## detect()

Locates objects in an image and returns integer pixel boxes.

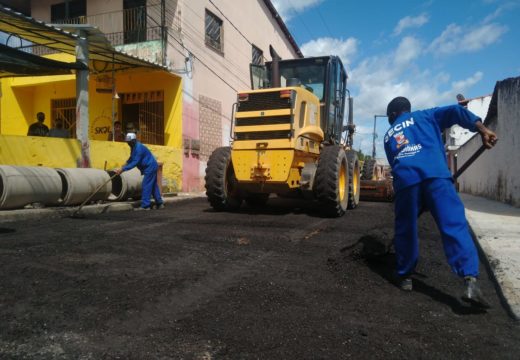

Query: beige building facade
[1,0,301,191]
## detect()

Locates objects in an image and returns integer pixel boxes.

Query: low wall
[457,77,520,207]
[0,135,182,193]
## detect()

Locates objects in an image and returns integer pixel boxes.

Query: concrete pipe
[56,168,112,206]
[107,168,143,201]
[0,165,62,210]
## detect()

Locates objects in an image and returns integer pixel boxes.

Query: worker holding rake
[116,132,165,211]
[384,96,497,308]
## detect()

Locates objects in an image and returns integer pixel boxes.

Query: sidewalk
[461,193,520,320]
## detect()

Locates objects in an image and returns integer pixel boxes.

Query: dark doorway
[121,91,164,145]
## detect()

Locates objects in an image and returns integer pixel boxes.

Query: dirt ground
[0,197,519,359]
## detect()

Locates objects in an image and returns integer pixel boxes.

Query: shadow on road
[363,253,487,315]
[202,197,334,218]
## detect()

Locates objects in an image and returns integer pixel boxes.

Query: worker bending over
[384,96,497,308]
[116,132,165,211]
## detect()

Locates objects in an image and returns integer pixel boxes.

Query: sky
[271,0,520,160]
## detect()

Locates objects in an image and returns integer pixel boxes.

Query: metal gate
[121,90,164,145]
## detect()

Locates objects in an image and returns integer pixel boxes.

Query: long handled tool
[70,173,118,218]
[453,145,487,180]
[418,145,488,217]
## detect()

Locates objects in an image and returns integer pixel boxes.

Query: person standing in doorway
[27,112,49,136]
[384,96,497,308]
[48,119,71,138]
[108,121,125,142]
[115,132,164,210]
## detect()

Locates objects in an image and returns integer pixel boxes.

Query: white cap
[125,132,137,141]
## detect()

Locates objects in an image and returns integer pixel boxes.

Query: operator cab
[250,56,347,145]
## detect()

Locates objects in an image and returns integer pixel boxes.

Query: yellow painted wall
[0,54,183,191]
[0,135,182,192]
[1,69,182,148]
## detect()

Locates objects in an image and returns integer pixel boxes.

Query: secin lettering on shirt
[385,118,415,143]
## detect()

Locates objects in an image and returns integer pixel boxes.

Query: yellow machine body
[231,87,323,193]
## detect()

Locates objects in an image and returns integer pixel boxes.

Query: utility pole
[372,115,387,159]
[76,28,90,168]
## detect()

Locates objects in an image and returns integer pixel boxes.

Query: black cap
[387,97,411,125]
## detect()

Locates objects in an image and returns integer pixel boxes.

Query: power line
[316,8,334,38]
[163,7,253,85]
[286,0,313,40]
[166,33,239,93]
[207,0,269,62]
[176,19,252,82]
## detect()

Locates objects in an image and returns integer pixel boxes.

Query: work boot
[156,203,165,210]
[398,276,413,291]
[461,276,490,308]
[135,207,150,211]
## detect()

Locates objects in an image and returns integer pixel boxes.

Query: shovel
[453,145,487,180]
[70,173,118,218]
[418,145,488,217]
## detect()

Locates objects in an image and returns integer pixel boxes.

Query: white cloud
[271,0,324,21]
[347,36,484,156]
[300,37,358,66]
[394,36,422,65]
[393,13,429,36]
[451,72,484,92]
[428,23,508,55]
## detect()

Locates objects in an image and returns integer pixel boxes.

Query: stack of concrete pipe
[56,168,112,206]
[0,165,62,210]
[0,165,143,210]
[107,167,143,201]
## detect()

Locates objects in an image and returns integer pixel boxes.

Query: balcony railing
[54,6,162,45]
[34,5,165,58]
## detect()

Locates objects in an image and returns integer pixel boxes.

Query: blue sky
[272,0,519,159]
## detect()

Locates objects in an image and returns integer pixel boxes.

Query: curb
[467,218,520,321]
[0,193,206,223]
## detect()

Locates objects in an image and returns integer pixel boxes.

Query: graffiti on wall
[90,109,114,141]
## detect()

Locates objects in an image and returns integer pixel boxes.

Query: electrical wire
[316,8,334,38]
[207,0,268,62]
[162,7,253,84]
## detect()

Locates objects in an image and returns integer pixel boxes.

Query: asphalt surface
[0,197,519,359]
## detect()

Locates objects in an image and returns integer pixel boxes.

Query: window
[123,0,147,44]
[252,45,263,65]
[121,91,165,145]
[51,98,76,138]
[50,0,86,23]
[205,10,223,53]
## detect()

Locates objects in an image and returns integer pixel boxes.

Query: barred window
[252,45,263,65]
[51,0,86,23]
[51,98,76,138]
[205,10,223,53]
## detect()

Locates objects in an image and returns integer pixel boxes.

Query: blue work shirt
[122,141,158,175]
[384,105,480,193]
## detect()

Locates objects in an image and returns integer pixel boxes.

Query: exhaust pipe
[269,45,281,88]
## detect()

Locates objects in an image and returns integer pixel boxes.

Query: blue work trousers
[394,178,479,278]
[141,171,163,208]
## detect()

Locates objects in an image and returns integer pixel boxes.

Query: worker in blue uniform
[116,132,165,211]
[384,96,497,308]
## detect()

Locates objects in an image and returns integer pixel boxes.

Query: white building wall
[457,77,520,207]
[171,0,300,190]
[176,0,298,141]
[447,95,491,148]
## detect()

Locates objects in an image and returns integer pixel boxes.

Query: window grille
[121,91,165,145]
[51,98,77,138]
[205,10,223,53]
[252,45,263,65]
